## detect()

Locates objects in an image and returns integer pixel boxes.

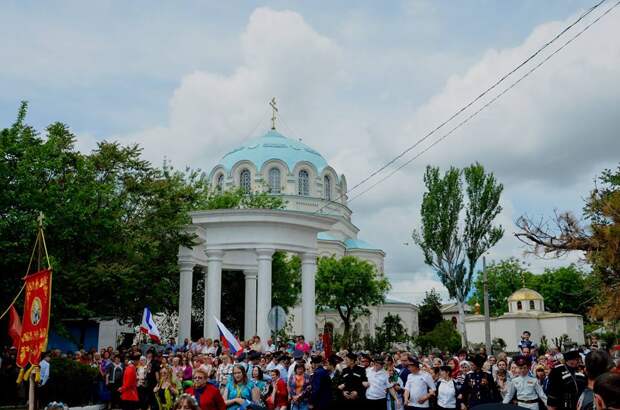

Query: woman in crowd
[496,369,510,400]
[136,356,149,410]
[455,361,470,391]
[154,367,179,410]
[288,363,311,410]
[181,357,193,389]
[250,366,270,408]
[386,355,404,410]
[172,394,200,410]
[435,365,459,410]
[222,364,253,409]
[217,354,234,392]
[509,360,520,380]
[267,368,288,410]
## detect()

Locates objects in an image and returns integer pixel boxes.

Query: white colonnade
[177,209,336,346]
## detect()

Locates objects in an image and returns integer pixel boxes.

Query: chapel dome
[218,130,328,173]
[508,288,544,302]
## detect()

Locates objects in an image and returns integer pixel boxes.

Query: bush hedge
[46,358,100,406]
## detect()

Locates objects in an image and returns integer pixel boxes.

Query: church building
[177,114,418,344]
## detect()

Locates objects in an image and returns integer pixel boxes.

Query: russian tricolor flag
[140,307,161,344]
[214,317,242,355]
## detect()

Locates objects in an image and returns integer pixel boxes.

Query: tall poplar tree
[413,163,503,346]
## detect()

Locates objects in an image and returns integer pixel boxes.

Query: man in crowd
[338,352,367,409]
[460,354,499,408]
[503,356,547,410]
[403,358,435,409]
[309,355,332,410]
[593,372,620,410]
[547,350,587,410]
[577,350,611,410]
[106,354,124,409]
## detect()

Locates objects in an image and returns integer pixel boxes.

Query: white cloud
[109,6,618,291]
[119,7,343,170]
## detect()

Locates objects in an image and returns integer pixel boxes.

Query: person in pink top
[294,336,310,355]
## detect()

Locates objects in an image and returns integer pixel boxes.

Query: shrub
[46,358,100,406]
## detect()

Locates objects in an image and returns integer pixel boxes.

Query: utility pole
[483,256,492,354]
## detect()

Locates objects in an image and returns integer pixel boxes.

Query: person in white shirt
[404,359,436,409]
[436,365,459,410]
[363,355,397,410]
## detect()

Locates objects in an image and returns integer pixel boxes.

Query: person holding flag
[140,308,161,344]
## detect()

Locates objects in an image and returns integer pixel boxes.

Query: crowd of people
[2,331,620,410]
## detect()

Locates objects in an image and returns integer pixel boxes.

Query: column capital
[206,249,224,261]
[179,260,195,271]
[301,251,318,264]
[244,269,258,280]
[256,248,275,259]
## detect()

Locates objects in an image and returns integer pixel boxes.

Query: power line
[314,0,611,213]
[347,0,620,204]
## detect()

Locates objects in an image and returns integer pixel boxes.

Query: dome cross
[270,97,278,130]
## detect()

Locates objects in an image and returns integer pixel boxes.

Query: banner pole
[28,370,35,410]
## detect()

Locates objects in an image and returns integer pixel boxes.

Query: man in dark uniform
[310,355,332,410]
[338,352,367,409]
[547,350,587,410]
[326,354,343,409]
[460,354,499,408]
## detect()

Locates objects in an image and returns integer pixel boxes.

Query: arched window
[298,170,309,196]
[529,300,536,310]
[240,169,251,193]
[323,175,331,200]
[216,174,224,191]
[268,168,281,194]
[517,301,523,310]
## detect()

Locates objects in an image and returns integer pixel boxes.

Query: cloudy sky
[2,0,619,304]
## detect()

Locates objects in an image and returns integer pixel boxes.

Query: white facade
[464,288,584,351]
[177,129,419,343]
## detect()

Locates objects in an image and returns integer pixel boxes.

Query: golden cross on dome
[270,97,278,130]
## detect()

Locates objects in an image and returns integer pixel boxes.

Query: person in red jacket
[119,360,139,410]
[267,368,289,410]
[185,368,226,410]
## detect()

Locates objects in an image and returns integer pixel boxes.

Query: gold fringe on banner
[16,367,25,384]
[34,366,41,383]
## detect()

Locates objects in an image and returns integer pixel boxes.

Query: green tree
[413,163,503,345]
[516,164,620,320]
[316,255,390,349]
[363,313,410,352]
[0,103,285,338]
[468,258,535,316]
[530,265,599,317]
[469,259,599,318]
[418,289,443,334]
[415,320,462,353]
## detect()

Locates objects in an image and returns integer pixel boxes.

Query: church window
[529,300,535,310]
[298,170,309,196]
[517,301,522,310]
[324,175,331,200]
[240,169,251,193]
[216,174,224,191]
[268,168,281,194]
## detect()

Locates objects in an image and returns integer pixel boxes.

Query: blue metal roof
[219,130,328,173]
[344,238,381,250]
[317,232,339,241]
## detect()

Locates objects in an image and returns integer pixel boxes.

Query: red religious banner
[16,268,52,368]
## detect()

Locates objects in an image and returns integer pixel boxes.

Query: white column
[243,269,258,340]
[256,248,275,342]
[301,252,318,343]
[204,250,224,339]
[178,262,194,343]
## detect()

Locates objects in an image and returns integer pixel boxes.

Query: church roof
[508,288,544,302]
[218,130,328,173]
[344,238,381,251]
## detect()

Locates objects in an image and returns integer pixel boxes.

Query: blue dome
[218,130,328,173]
